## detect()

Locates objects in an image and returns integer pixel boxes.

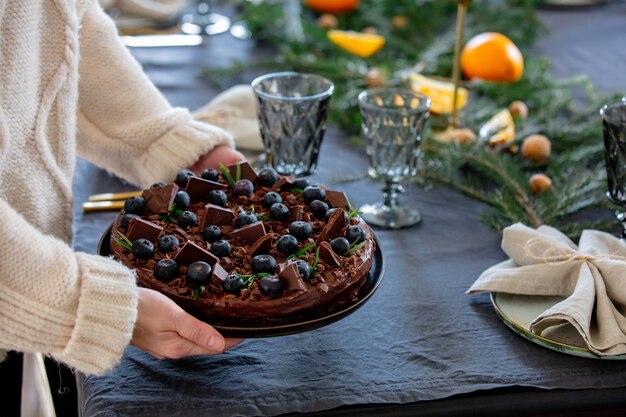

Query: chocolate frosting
[126,217,163,243]
[185,176,226,203]
[316,208,347,244]
[278,263,307,291]
[228,221,267,244]
[143,183,178,214]
[200,204,235,229]
[174,240,219,266]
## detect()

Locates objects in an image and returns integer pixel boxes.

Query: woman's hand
[188,145,245,175]
[131,288,243,359]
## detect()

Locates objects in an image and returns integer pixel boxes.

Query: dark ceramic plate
[98,224,385,338]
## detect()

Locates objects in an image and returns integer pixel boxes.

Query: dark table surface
[75,2,626,416]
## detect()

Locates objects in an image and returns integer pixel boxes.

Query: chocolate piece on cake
[250,234,273,257]
[279,263,307,291]
[143,183,178,214]
[200,204,235,228]
[318,241,342,267]
[227,161,258,183]
[317,208,347,244]
[185,176,226,203]
[174,241,219,266]
[325,189,351,210]
[126,217,163,243]
[229,221,266,245]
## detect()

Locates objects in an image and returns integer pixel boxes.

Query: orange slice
[479,109,515,147]
[409,73,468,115]
[327,30,385,58]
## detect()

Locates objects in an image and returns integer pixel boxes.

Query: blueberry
[158,234,180,253]
[345,225,366,244]
[263,191,282,207]
[252,254,277,274]
[310,199,329,218]
[269,203,290,221]
[124,196,146,215]
[132,238,154,259]
[154,259,179,282]
[330,237,350,256]
[208,190,228,207]
[259,275,283,297]
[291,178,310,189]
[120,213,139,229]
[201,168,220,182]
[202,225,223,243]
[289,221,312,241]
[257,167,280,187]
[223,274,245,294]
[294,260,311,281]
[233,179,254,197]
[175,169,195,187]
[178,211,197,228]
[173,190,190,210]
[303,185,326,203]
[210,240,232,258]
[276,234,299,255]
[235,211,257,228]
[186,261,212,286]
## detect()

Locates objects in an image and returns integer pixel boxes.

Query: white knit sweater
[0,0,233,374]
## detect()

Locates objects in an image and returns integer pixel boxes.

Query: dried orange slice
[409,73,468,115]
[461,32,524,82]
[479,109,515,147]
[306,0,360,14]
[327,30,385,58]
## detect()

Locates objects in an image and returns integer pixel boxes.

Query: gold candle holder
[450,0,471,128]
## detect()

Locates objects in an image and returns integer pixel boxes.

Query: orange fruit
[409,73,468,115]
[305,0,359,14]
[327,30,385,58]
[460,32,524,82]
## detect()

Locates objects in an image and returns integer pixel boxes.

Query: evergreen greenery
[203,0,622,238]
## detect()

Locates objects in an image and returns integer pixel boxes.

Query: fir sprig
[219,163,237,187]
[113,231,133,251]
[287,243,316,261]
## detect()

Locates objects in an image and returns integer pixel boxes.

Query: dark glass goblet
[600,99,626,238]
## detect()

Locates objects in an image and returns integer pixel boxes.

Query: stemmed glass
[600,99,626,238]
[358,88,431,229]
[181,0,231,36]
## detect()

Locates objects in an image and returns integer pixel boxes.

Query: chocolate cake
[109,162,376,327]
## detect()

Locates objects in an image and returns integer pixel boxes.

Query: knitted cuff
[136,112,235,189]
[56,253,138,375]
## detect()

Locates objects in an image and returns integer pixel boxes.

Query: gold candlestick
[450,0,471,128]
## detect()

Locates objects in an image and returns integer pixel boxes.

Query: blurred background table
[74,2,626,416]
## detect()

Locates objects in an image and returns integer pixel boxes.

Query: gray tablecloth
[75,3,626,416]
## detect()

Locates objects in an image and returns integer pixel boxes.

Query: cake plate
[98,224,385,338]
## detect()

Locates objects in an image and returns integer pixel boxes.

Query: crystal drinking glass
[601,99,626,238]
[358,88,431,229]
[251,72,334,177]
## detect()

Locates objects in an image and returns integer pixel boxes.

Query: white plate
[491,293,626,360]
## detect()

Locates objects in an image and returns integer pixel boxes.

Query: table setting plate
[491,292,626,360]
[98,224,385,338]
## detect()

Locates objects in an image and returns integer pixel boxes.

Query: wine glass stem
[382,180,402,208]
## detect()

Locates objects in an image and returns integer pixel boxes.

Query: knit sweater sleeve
[0,198,138,375]
[75,0,234,189]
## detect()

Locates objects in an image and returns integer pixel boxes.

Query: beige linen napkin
[467,222,626,356]
[193,84,264,152]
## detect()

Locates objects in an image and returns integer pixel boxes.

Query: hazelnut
[449,128,477,144]
[521,134,551,162]
[316,13,338,30]
[529,173,552,195]
[365,67,384,87]
[508,100,529,120]
[391,15,408,29]
[361,27,379,35]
